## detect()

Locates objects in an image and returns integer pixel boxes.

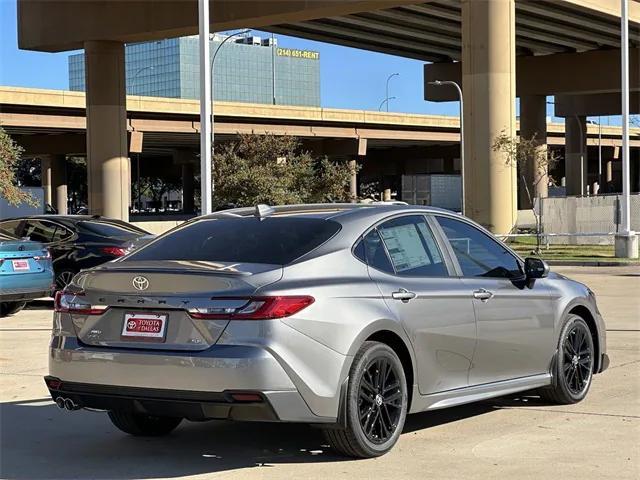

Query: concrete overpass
[16,0,640,233]
[2,86,638,216]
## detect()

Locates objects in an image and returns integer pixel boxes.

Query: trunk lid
[0,239,48,276]
[68,261,282,351]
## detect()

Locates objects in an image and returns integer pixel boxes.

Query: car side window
[360,229,394,274]
[376,215,448,277]
[0,220,23,236]
[436,216,522,279]
[22,220,59,244]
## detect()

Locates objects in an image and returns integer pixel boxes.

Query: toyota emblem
[132,276,149,291]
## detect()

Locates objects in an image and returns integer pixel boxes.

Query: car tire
[55,269,77,291]
[539,314,595,405]
[107,411,182,436]
[0,301,27,317]
[323,341,408,458]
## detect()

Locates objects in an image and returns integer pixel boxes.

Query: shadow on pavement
[24,300,54,311]
[0,396,500,479]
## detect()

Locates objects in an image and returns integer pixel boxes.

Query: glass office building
[68,34,320,107]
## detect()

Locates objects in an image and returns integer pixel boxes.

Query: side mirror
[524,257,549,279]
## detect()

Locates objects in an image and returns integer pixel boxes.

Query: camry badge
[132,276,149,291]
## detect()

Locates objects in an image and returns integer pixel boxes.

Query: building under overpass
[2,86,638,217]
[16,0,640,233]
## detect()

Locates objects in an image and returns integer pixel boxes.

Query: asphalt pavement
[1,266,638,480]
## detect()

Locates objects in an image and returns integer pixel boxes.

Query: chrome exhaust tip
[63,398,80,411]
[55,397,65,409]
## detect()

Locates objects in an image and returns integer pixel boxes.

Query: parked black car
[0,215,152,290]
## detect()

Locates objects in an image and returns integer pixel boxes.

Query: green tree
[212,134,355,207]
[133,175,182,210]
[0,126,36,206]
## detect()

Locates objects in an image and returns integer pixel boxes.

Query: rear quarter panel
[241,250,415,417]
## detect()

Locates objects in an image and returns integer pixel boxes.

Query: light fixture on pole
[198,0,212,215]
[384,73,399,112]
[616,0,638,258]
[209,29,251,180]
[429,80,465,215]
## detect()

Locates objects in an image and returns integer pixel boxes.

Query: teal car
[0,228,54,317]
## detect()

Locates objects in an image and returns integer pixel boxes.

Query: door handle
[391,288,417,302]
[473,288,494,302]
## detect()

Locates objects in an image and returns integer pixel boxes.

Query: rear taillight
[100,246,127,257]
[188,296,314,320]
[54,291,107,315]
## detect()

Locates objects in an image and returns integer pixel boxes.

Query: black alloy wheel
[358,356,404,444]
[562,321,593,396]
[323,341,408,458]
[539,314,595,405]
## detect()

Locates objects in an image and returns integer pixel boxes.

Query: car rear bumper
[44,377,310,422]
[48,336,335,423]
[1,288,51,302]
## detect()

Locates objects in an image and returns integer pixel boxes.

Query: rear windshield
[125,217,341,265]
[78,220,147,238]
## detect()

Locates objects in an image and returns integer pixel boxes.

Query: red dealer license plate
[11,259,30,271]
[121,313,167,340]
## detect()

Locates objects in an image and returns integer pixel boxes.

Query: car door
[433,215,555,386]
[357,214,477,395]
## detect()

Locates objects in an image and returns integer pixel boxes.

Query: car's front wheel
[323,341,408,458]
[0,301,27,317]
[107,411,182,436]
[540,314,594,404]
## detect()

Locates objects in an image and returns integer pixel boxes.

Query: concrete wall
[132,219,186,235]
[542,194,640,245]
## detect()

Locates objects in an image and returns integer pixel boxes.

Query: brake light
[54,291,107,315]
[188,296,314,320]
[101,246,127,257]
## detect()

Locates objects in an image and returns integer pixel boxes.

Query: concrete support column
[85,40,129,220]
[565,115,587,196]
[182,162,195,213]
[41,156,53,206]
[461,0,517,234]
[40,154,68,214]
[519,95,548,209]
[348,159,358,203]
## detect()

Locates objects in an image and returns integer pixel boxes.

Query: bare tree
[493,130,560,253]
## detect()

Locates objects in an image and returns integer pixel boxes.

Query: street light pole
[209,29,251,182]
[198,0,212,215]
[130,66,154,93]
[378,97,396,111]
[616,0,637,257]
[598,116,602,191]
[384,73,399,113]
[429,80,465,215]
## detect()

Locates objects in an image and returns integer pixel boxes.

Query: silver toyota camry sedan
[46,204,608,457]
